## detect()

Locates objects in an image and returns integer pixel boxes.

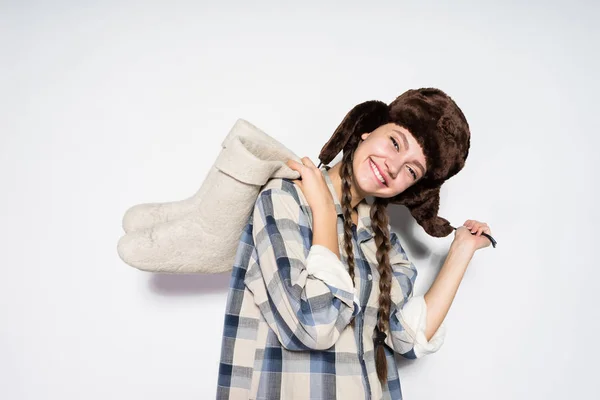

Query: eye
[391,135,418,180]
[407,166,417,180]
[390,136,400,151]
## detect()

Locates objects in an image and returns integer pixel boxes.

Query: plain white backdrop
[1,0,598,399]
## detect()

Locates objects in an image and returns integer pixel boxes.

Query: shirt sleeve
[384,231,447,359]
[244,186,360,351]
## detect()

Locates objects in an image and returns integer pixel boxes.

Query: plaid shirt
[216,166,446,400]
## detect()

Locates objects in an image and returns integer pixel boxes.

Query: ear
[361,132,370,141]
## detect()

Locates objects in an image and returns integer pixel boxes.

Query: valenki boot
[121,119,299,233]
[117,119,303,273]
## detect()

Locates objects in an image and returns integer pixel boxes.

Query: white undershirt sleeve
[399,295,447,357]
[305,244,361,309]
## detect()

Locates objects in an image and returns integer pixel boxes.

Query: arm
[423,241,474,341]
[386,226,482,358]
[312,206,341,259]
[244,186,359,351]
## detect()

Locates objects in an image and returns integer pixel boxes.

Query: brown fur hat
[317,88,471,237]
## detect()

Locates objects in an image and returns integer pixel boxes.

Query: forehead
[380,123,417,143]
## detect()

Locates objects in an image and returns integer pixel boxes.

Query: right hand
[453,219,493,252]
[286,158,336,214]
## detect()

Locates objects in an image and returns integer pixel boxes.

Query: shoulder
[254,177,311,219]
[389,230,402,248]
[388,230,413,266]
[259,177,306,205]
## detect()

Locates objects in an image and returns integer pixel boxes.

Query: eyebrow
[391,129,427,178]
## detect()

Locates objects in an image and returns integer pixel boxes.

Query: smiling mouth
[369,159,387,187]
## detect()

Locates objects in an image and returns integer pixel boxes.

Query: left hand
[453,219,493,252]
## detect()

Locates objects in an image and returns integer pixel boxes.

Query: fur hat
[317,88,471,237]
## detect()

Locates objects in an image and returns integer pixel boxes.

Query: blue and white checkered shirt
[216,165,446,400]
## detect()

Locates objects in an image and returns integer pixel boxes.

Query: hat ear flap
[399,185,454,237]
[318,100,389,165]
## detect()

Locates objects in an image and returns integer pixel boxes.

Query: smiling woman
[354,123,428,198]
[216,88,495,399]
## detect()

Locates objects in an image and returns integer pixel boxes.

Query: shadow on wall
[379,199,432,260]
[148,271,231,296]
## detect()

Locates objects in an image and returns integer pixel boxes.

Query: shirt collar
[320,165,375,244]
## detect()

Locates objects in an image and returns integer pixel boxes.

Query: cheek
[351,148,365,173]
[352,155,376,189]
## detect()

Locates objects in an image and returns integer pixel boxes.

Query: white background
[1,1,598,399]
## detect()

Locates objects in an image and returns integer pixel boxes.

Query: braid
[370,197,392,384]
[338,150,358,328]
[340,150,357,285]
[337,147,393,383]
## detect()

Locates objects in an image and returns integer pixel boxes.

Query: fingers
[286,159,299,169]
[462,220,491,236]
[287,159,305,169]
[287,158,314,188]
[287,157,318,173]
[301,157,317,168]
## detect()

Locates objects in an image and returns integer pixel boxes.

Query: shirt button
[367,273,372,281]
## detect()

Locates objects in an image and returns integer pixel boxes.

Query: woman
[216,88,493,399]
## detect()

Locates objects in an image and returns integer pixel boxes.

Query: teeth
[370,160,386,185]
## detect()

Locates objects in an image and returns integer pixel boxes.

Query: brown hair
[319,88,471,383]
[337,143,395,383]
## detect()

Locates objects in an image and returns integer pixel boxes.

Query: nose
[386,150,408,178]
[385,158,400,180]
[386,148,413,180]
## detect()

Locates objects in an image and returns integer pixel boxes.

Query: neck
[328,161,365,210]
